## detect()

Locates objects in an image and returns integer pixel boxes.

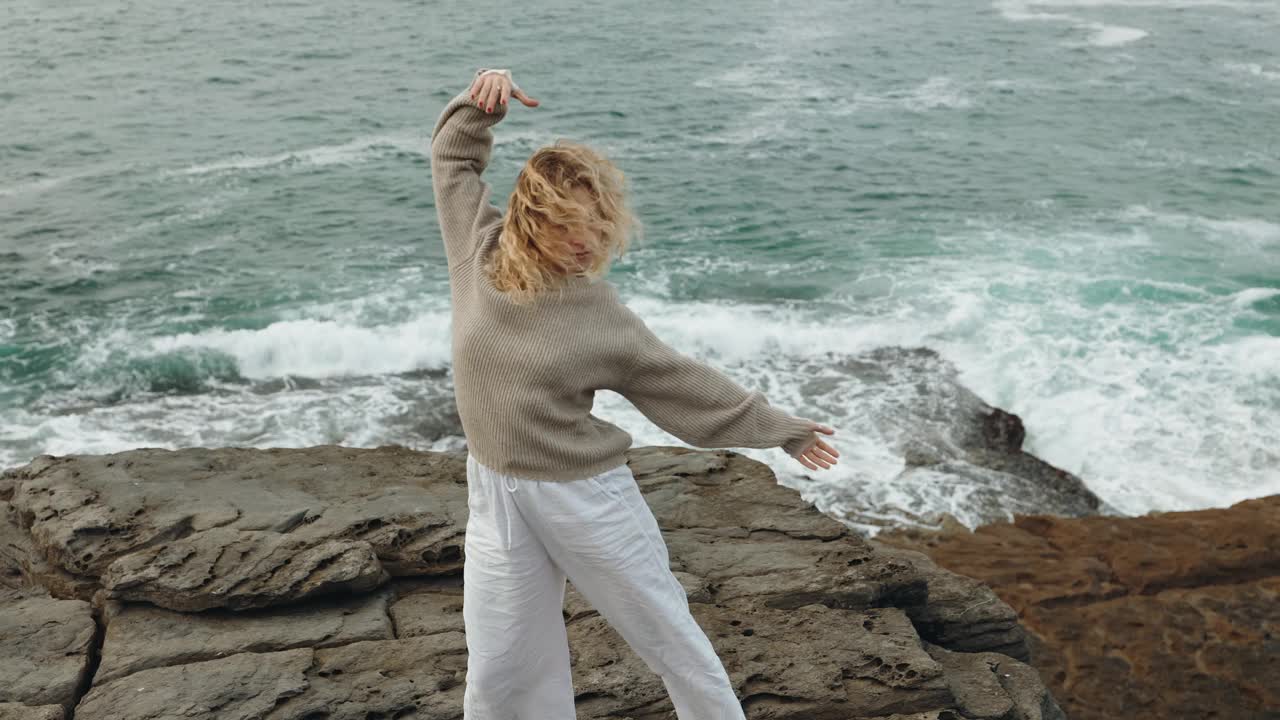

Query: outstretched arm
[429,68,539,269]
[612,307,839,469]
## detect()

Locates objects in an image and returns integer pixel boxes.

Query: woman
[431,66,840,719]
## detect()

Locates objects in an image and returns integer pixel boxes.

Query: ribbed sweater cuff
[774,411,816,456]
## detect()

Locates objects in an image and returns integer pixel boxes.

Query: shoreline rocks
[792,346,1105,532]
[1,444,1064,719]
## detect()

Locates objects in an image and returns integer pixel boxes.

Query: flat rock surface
[6,445,468,579]
[95,589,394,684]
[0,595,96,710]
[881,495,1280,720]
[76,636,472,720]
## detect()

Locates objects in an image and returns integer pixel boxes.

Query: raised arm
[429,68,538,269]
[612,305,838,468]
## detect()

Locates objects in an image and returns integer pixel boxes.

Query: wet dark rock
[814,346,1102,530]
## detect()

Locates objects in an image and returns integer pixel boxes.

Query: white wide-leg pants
[462,454,747,720]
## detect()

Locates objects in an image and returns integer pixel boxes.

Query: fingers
[470,75,500,112]
[811,445,839,465]
[512,88,540,107]
[470,75,490,106]
[484,79,502,112]
[791,437,839,471]
[500,81,512,107]
[805,448,834,469]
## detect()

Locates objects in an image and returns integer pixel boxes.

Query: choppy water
[3,0,1278,528]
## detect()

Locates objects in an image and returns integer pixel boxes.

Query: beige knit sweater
[430,73,816,482]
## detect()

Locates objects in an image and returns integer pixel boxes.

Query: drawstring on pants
[502,475,517,551]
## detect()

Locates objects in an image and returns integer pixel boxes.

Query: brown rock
[0,596,96,709]
[75,636,471,720]
[923,642,1066,720]
[0,704,65,720]
[386,575,465,639]
[73,647,316,720]
[571,604,954,718]
[0,444,1067,719]
[6,445,469,583]
[632,447,1029,660]
[1,502,29,591]
[1,500,98,602]
[880,495,1280,720]
[876,544,1030,661]
[303,634,470,716]
[99,527,389,611]
[95,589,393,684]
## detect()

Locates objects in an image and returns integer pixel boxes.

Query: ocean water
[2,0,1278,528]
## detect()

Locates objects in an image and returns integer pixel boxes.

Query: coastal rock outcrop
[797,346,1103,531]
[1,444,1064,718]
[879,496,1280,720]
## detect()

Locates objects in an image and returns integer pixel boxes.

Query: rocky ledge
[879,496,1280,720]
[1,444,1064,719]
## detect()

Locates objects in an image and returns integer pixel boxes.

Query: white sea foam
[614,211,1280,526]
[996,0,1076,21]
[7,208,1278,530]
[1086,23,1148,46]
[1225,62,1280,82]
[1122,206,1280,247]
[2,304,462,472]
[45,243,120,277]
[692,54,794,97]
[1229,288,1280,308]
[0,318,15,342]
[1032,0,1268,7]
[0,372,451,469]
[695,57,975,137]
[995,0,1149,47]
[7,249,1278,529]
[821,77,979,119]
[995,0,1275,45]
[900,77,975,111]
[168,133,424,178]
[147,313,454,380]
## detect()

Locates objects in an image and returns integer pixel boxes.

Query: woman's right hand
[469,68,540,114]
[788,420,839,470]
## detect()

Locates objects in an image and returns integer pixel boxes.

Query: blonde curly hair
[486,140,641,304]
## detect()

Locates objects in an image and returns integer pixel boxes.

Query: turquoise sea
[2,0,1277,529]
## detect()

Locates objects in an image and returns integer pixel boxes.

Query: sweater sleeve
[613,308,816,456]
[429,70,510,269]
